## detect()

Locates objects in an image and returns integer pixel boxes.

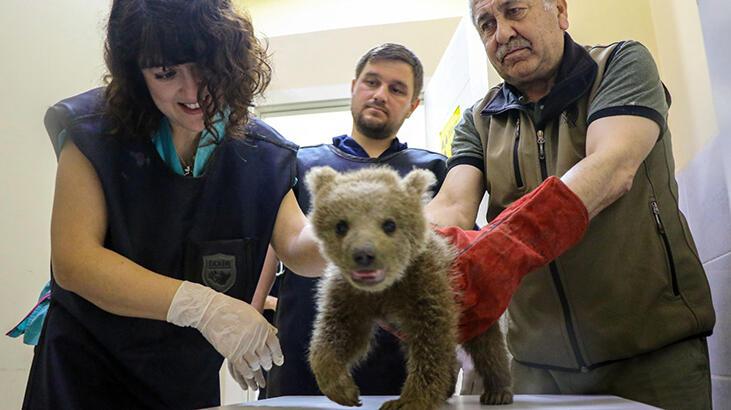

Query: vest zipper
[650,200,680,296]
[537,130,547,177]
[537,130,547,179]
[513,117,524,188]
[549,262,588,371]
[537,129,588,371]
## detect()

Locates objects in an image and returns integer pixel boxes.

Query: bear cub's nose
[353,249,376,268]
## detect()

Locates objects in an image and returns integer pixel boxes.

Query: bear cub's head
[306,167,436,292]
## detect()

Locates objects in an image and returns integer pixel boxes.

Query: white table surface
[206,395,658,409]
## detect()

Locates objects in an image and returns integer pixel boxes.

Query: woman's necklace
[174,133,200,177]
[177,151,195,176]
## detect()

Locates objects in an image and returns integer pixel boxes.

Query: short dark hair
[103,0,271,140]
[354,43,424,101]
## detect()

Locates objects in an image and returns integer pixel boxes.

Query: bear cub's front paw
[319,372,362,407]
[380,397,436,410]
[480,388,514,405]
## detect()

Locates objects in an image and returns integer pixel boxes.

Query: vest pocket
[184,238,259,302]
[650,201,679,296]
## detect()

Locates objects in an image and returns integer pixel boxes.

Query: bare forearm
[52,246,182,321]
[51,141,182,321]
[560,155,633,219]
[276,223,326,278]
[271,190,327,278]
[562,116,659,219]
[251,246,279,312]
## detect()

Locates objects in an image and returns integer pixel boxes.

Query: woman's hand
[167,281,284,388]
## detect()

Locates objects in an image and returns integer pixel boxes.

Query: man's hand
[437,177,589,343]
[425,165,485,229]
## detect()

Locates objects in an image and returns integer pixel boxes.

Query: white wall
[648,0,718,171]
[0,1,108,408]
[423,16,493,226]
[241,0,465,37]
[424,17,489,155]
[261,18,460,100]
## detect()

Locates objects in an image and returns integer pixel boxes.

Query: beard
[353,110,397,140]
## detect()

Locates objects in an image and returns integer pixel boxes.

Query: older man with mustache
[426,0,715,408]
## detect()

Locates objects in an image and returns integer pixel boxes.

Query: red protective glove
[437,176,589,343]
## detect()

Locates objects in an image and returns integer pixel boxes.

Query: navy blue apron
[266,140,447,397]
[23,88,297,410]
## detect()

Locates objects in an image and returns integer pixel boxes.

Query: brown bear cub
[306,166,512,410]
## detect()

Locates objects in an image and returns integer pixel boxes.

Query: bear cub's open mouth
[350,269,386,284]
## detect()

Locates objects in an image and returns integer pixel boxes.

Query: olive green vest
[472,43,715,371]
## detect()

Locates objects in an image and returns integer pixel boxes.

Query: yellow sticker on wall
[439,106,461,157]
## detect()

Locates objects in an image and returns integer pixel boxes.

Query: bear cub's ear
[402,169,437,199]
[306,166,339,197]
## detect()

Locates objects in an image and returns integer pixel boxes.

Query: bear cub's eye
[382,219,397,234]
[335,220,349,236]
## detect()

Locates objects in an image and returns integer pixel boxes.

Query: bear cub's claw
[480,388,514,405]
[380,397,433,410]
[320,374,362,407]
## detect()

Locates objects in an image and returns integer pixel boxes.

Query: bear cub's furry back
[306,167,511,410]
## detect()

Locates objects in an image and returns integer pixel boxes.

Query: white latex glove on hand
[227,359,266,391]
[457,346,483,395]
[167,281,284,389]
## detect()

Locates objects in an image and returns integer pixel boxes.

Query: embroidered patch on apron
[201,253,237,292]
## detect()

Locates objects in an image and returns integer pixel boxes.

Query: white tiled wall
[692,0,731,406]
[677,138,731,264]
[677,136,730,409]
[706,254,731,408]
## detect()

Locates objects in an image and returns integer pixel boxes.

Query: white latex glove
[167,281,284,387]
[227,359,266,391]
[457,346,483,395]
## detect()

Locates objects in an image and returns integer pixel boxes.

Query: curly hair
[103,0,271,140]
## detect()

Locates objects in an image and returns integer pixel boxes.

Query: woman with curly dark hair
[21,0,324,408]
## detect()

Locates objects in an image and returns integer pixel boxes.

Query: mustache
[365,100,388,114]
[496,37,532,61]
